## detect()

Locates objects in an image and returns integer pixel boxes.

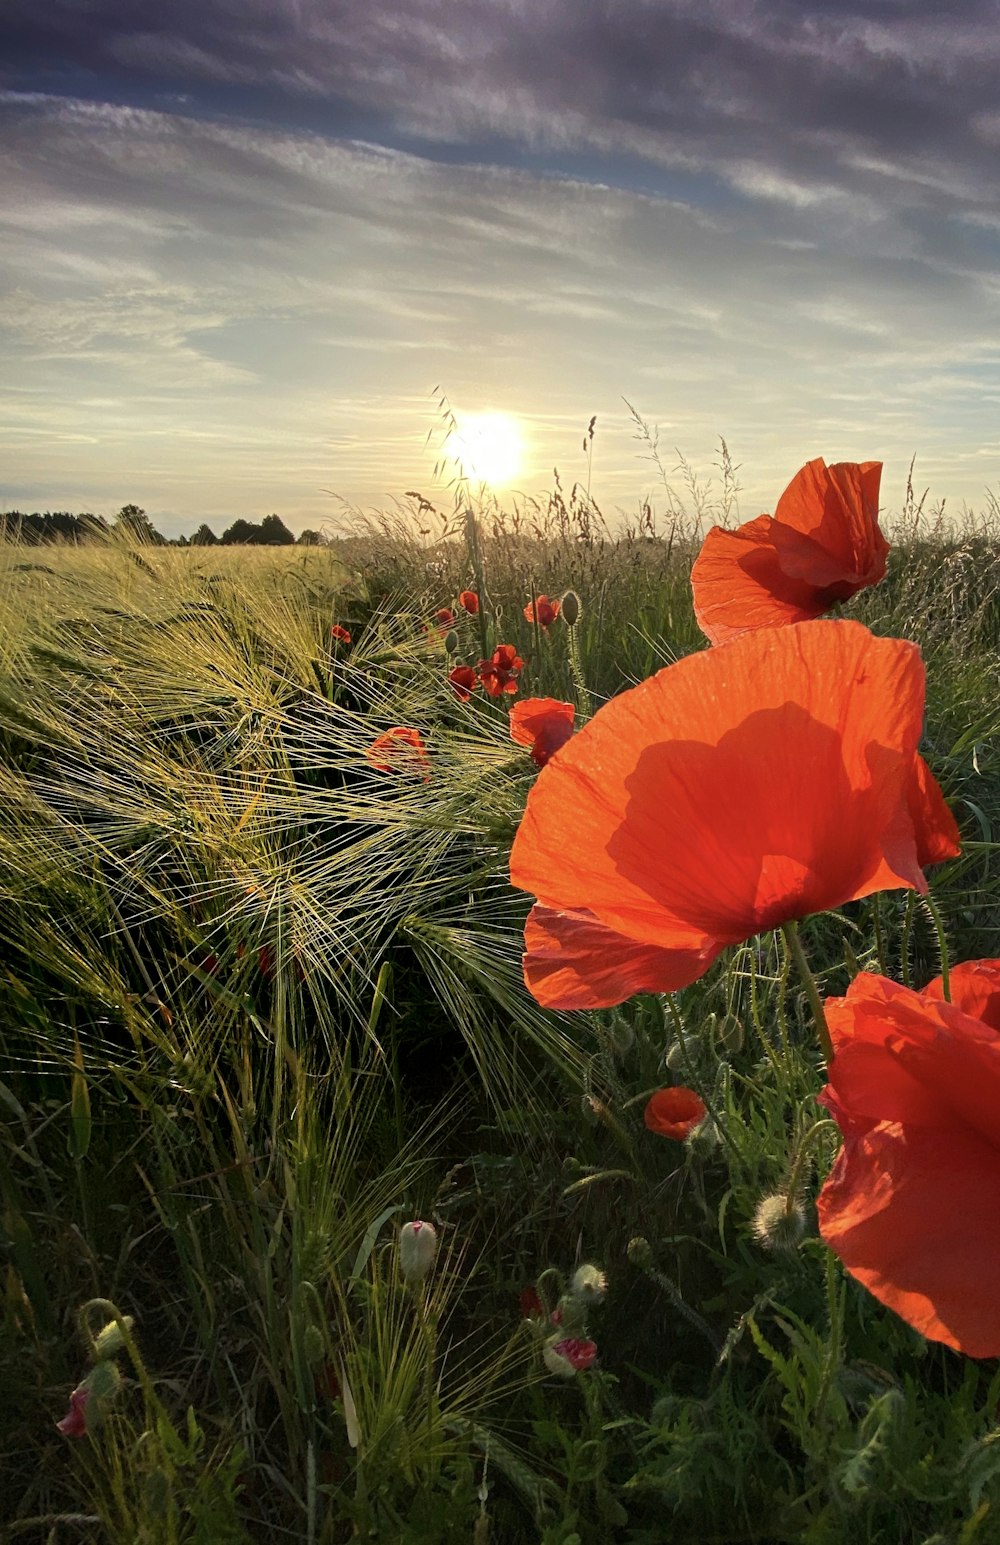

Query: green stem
[921,891,951,1001]
[780,922,833,1065]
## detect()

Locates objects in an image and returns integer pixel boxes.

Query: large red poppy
[691,459,889,645]
[818,963,1000,1357]
[510,698,575,768]
[509,620,959,1010]
[459,590,480,615]
[449,665,478,702]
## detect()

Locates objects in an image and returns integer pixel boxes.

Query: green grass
[2,493,1000,1544]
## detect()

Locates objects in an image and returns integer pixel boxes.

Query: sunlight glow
[446,411,524,486]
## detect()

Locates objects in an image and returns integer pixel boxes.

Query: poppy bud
[752,1193,807,1252]
[92,1315,134,1361]
[627,1236,654,1270]
[83,1359,122,1402]
[570,1264,608,1304]
[302,1324,325,1365]
[665,1033,703,1074]
[716,1012,745,1055]
[560,590,581,627]
[444,629,459,655]
[542,1336,597,1378]
[686,1115,720,1158]
[399,1220,438,1284]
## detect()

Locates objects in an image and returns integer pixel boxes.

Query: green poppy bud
[560,590,581,627]
[627,1236,654,1270]
[444,629,459,655]
[752,1193,807,1252]
[92,1315,134,1361]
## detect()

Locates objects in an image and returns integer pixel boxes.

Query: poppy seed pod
[560,590,581,626]
[570,1264,608,1304]
[753,1193,807,1252]
[399,1220,438,1284]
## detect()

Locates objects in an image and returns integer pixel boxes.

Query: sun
[446,411,524,486]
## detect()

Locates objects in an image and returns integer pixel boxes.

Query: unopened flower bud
[716,1013,745,1055]
[753,1193,807,1252]
[570,1264,608,1304]
[399,1220,438,1284]
[560,590,581,627]
[444,629,459,655]
[606,1014,634,1057]
[686,1116,720,1159]
[83,1360,122,1402]
[542,1336,597,1378]
[92,1315,134,1362]
[627,1236,654,1270]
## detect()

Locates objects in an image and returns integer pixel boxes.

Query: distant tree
[259,513,295,546]
[297,529,324,546]
[222,518,262,545]
[115,503,165,544]
[190,524,219,546]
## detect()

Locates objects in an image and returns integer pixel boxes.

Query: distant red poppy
[459,590,480,615]
[691,459,889,645]
[478,643,523,698]
[818,964,1000,1357]
[510,620,959,1009]
[449,664,478,701]
[435,607,456,629]
[519,1287,544,1319]
[644,1086,707,1140]
[366,726,429,777]
[56,1385,89,1439]
[525,595,560,629]
[330,624,352,644]
[510,698,575,768]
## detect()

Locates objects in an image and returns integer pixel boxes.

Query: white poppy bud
[399,1220,438,1284]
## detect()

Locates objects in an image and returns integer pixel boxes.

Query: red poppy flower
[478,643,523,698]
[525,595,560,629]
[509,620,959,1009]
[691,459,889,645]
[510,698,575,768]
[330,624,352,644]
[644,1086,707,1140]
[448,664,478,702]
[366,726,430,777]
[435,607,456,629]
[56,1385,90,1439]
[817,964,1000,1357]
[519,1286,544,1319]
[459,589,480,615]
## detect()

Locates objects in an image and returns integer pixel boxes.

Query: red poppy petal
[774,459,887,583]
[907,754,960,867]
[818,1118,1000,1356]
[692,516,837,644]
[511,621,932,967]
[923,960,1000,1033]
[523,904,721,1010]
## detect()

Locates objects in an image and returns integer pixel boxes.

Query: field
[3,481,1000,1545]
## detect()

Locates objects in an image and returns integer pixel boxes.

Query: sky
[3,1,1000,539]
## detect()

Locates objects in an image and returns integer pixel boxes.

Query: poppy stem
[920,892,952,1002]
[780,922,834,1065]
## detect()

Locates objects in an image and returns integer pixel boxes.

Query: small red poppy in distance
[449,664,478,702]
[509,620,959,1010]
[435,607,456,628]
[818,961,1000,1358]
[459,589,480,615]
[365,726,429,777]
[329,624,352,644]
[691,459,889,645]
[644,1086,707,1140]
[510,698,575,768]
[478,643,524,698]
[524,595,560,629]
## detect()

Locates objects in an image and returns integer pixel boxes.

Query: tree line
[0,505,325,546]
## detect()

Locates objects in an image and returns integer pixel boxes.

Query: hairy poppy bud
[444,629,459,655]
[686,1115,720,1158]
[92,1315,134,1362]
[753,1193,807,1252]
[560,590,581,627]
[399,1220,438,1284]
[570,1264,608,1304]
[83,1360,122,1402]
[665,1033,703,1074]
[716,1013,745,1055]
